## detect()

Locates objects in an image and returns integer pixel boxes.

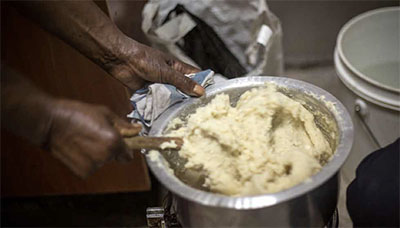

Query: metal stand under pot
[146,193,340,228]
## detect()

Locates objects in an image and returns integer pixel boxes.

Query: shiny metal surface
[147,76,354,227]
[174,174,339,227]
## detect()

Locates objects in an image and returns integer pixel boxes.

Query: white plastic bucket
[335,7,400,111]
[334,7,400,226]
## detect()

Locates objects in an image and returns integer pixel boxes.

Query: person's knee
[347,139,399,227]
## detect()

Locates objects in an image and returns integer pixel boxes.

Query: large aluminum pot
[147,77,353,227]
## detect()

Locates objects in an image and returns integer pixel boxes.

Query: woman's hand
[48,99,142,178]
[1,67,141,178]
[14,1,204,96]
[110,39,204,96]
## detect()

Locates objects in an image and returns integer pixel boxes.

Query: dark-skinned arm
[13,1,204,96]
[1,67,141,178]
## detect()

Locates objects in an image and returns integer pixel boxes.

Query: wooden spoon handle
[123,136,183,150]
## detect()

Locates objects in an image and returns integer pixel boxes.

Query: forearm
[1,67,55,146]
[1,67,141,177]
[10,1,204,96]
[13,1,134,84]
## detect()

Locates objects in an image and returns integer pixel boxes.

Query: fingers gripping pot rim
[146,76,353,227]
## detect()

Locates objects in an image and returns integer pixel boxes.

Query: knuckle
[105,137,124,160]
[158,69,164,83]
[166,59,175,67]
[104,130,120,148]
[112,67,133,84]
[160,70,171,84]
[180,76,193,88]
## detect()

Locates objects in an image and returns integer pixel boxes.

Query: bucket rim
[336,6,400,93]
[334,48,400,111]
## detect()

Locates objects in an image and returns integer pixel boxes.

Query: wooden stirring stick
[123,136,183,150]
[116,123,183,150]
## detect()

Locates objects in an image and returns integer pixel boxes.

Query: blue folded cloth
[128,69,214,129]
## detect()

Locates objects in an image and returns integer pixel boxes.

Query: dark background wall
[107,0,399,67]
[2,1,398,227]
[267,0,399,66]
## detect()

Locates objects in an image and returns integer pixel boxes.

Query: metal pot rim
[146,76,354,209]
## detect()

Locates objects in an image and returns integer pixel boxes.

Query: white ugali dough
[166,85,333,196]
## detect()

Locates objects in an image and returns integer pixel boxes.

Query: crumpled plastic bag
[162,4,247,78]
[142,0,284,77]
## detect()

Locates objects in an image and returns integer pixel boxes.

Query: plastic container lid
[335,7,400,111]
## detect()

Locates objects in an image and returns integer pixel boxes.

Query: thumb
[116,121,142,137]
[100,109,138,162]
[162,68,205,97]
[105,110,142,137]
[108,115,138,162]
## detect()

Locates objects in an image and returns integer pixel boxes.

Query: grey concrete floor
[285,64,399,228]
